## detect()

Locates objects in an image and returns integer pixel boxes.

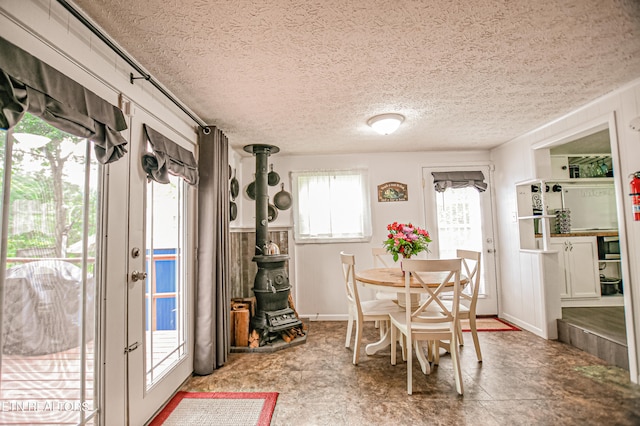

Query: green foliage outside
[2,113,98,259]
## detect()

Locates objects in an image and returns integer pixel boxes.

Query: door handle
[125,341,140,353]
[131,271,147,282]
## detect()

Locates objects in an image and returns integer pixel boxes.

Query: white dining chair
[435,250,483,362]
[455,249,483,362]
[371,247,398,303]
[340,251,403,365]
[389,258,464,395]
[372,247,392,268]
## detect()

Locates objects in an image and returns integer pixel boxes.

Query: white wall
[491,78,640,383]
[233,150,491,319]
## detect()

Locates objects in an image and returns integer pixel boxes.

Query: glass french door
[124,113,193,426]
[423,165,498,314]
[0,114,100,424]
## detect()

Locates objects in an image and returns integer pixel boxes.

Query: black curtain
[0,36,127,164]
[194,126,230,375]
[432,171,487,192]
[141,124,198,185]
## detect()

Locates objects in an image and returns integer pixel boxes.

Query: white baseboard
[299,314,349,321]
[501,312,546,338]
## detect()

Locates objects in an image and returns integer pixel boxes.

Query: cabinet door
[550,156,569,179]
[566,237,600,298]
[549,239,570,298]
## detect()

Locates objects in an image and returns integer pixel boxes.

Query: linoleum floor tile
[181,320,640,425]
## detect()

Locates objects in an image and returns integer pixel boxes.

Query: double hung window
[292,169,372,243]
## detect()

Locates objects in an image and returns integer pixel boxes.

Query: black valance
[142,124,198,185]
[0,37,127,164]
[432,171,487,192]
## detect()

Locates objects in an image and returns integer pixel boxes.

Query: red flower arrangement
[382,222,432,262]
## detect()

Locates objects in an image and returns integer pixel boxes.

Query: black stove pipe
[245,144,276,254]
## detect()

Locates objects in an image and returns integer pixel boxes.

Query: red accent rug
[149,391,278,426]
[460,317,520,332]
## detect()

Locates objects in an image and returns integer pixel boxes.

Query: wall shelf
[516,179,554,251]
[547,177,614,185]
[550,154,613,180]
[518,215,555,220]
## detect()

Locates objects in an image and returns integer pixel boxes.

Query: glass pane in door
[435,186,485,292]
[1,114,99,424]
[144,174,187,388]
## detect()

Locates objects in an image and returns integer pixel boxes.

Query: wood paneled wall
[229,229,290,299]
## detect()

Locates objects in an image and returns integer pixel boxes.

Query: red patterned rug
[149,391,278,426]
[460,317,520,332]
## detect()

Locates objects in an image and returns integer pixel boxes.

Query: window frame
[291,168,372,244]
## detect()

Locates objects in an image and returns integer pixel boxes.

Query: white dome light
[367,113,404,135]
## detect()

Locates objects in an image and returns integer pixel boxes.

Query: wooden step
[557,318,628,370]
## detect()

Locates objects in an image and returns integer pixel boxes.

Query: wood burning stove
[243,144,302,346]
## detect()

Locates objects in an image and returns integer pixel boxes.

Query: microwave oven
[597,236,620,260]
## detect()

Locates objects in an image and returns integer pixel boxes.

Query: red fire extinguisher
[631,172,640,221]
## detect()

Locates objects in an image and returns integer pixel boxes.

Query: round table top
[355,267,467,289]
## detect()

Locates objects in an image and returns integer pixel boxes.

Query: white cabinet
[550,156,569,179]
[549,236,600,299]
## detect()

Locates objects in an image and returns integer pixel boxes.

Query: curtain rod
[56,0,211,134]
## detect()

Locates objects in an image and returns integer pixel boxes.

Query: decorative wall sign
[378,182,408,202]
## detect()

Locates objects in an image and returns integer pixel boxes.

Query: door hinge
[125,341,140,353]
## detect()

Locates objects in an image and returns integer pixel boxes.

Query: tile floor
[182,321,640,425]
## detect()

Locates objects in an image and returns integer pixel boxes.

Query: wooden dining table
[355,267,468,374]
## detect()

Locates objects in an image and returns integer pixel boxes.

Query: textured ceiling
[71,0,640,156]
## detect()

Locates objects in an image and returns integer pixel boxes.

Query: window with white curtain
[291,169,372,243]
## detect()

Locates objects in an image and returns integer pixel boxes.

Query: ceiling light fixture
[367,113,405,135]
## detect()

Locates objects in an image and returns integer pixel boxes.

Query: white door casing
[103,105,195,425]
[422,165,499,315]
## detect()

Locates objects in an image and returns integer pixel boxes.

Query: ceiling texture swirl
[71,0,640,155]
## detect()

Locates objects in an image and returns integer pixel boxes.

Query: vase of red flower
[382,222,432,266]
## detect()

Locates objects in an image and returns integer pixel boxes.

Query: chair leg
[451,330,464,395]
[353,320,363,365]
[433,340,440,365]
[400,334,406,361]
[390,324,397,366]
[345,314,354,348]
[457,320,464,346]
[406,333,413,395]
[469,315,483,362]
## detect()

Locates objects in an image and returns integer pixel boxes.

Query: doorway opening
[423,165,498,315]
[533,116,631,371]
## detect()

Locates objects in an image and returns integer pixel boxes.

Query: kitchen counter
[536,230,618,238]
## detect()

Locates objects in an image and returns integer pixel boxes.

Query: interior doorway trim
[531,111,637,383]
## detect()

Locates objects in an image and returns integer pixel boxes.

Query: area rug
[460,317,520,332]
[149,391,278,426]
